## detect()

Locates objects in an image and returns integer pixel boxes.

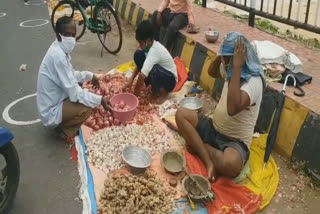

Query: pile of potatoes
[98,172,176,214]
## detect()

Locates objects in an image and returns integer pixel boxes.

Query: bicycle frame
[76,0,110,32]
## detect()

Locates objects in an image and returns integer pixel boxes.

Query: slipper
[55,126,74,144]
[187,25,200,34]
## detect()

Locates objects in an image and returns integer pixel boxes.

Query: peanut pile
[98,172,176,214]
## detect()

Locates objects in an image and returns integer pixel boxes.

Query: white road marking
[2,93,41,125]
[24,1,47,6]
[19,19,49,28]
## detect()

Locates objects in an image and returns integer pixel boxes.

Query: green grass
[193,0,202,5]
[223,10,320,50]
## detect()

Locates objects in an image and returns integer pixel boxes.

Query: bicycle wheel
[94,1,122,54]
[51,0,86,41]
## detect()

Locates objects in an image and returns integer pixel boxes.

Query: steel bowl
[122,145,152,175]
[205,30,219,43]
[182,174,211,200]
[160,150,185,174]
[180,97,203,111]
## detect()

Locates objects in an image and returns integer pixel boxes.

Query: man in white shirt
[37,16,110,142]
[176,32,264,181]
[124,20,177,104]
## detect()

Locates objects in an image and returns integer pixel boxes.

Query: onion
[93,125,99,130]
[97,120,104,127]
[99,108,104,115]
[113,119,121,126]
[119,100,125,109]
[104,121,110,127]
[87,121,93,127]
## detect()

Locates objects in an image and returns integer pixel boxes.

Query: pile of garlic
[157,100,178,118]
[86,124,171,174]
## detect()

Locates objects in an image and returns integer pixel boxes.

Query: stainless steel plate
[180,97,203,111]
[122,145,152,168]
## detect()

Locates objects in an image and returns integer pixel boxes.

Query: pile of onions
[82,73,158,131]
[112,100,131,111]
[83,74,124,99]
[127,83,157,124]
[84,106,121,130]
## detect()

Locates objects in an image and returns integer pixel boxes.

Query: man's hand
[91,75,100,89]
[122,81,132,92]
[101,97,112,112]
[227,37,250,116]
[133,73,145,96]
[233,37,247,69]
[156,11,162,26]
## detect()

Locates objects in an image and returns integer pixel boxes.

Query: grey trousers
[152,8,188,50]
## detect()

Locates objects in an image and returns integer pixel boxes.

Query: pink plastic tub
[110,93,139,122]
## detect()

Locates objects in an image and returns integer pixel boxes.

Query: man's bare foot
[186,146,197,155]
[206,161,216,182]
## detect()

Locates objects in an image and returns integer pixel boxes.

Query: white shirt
[211,75,263,146]
[36,40,102,128]
[141,41,177,81]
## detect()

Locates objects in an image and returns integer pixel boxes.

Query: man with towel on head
[176,32,265,181]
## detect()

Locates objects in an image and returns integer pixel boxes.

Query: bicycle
[51,0,122,54]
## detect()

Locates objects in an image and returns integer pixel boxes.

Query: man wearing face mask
[37,16,111,143]
[123,20,177,104]
[176,32,264,181]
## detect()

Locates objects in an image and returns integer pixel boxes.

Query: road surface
[0,1,136,213]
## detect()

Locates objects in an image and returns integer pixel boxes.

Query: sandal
[187,25,200,34]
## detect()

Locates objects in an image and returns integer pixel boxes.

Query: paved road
[0,1,135,213]
[0,1,82,213]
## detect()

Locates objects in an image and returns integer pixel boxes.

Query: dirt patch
[259,153,320,214]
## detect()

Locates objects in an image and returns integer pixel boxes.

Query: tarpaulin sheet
[185,148,263,214]
[242,134,279,210]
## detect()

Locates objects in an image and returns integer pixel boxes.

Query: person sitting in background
[37,16,110,143]
[124,20,177,104]
[152,0,194,50]
[176,32,264,181]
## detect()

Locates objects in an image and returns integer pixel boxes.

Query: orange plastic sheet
[80,116,185,207]
[173,57,189,92]
[185,148,262,214]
